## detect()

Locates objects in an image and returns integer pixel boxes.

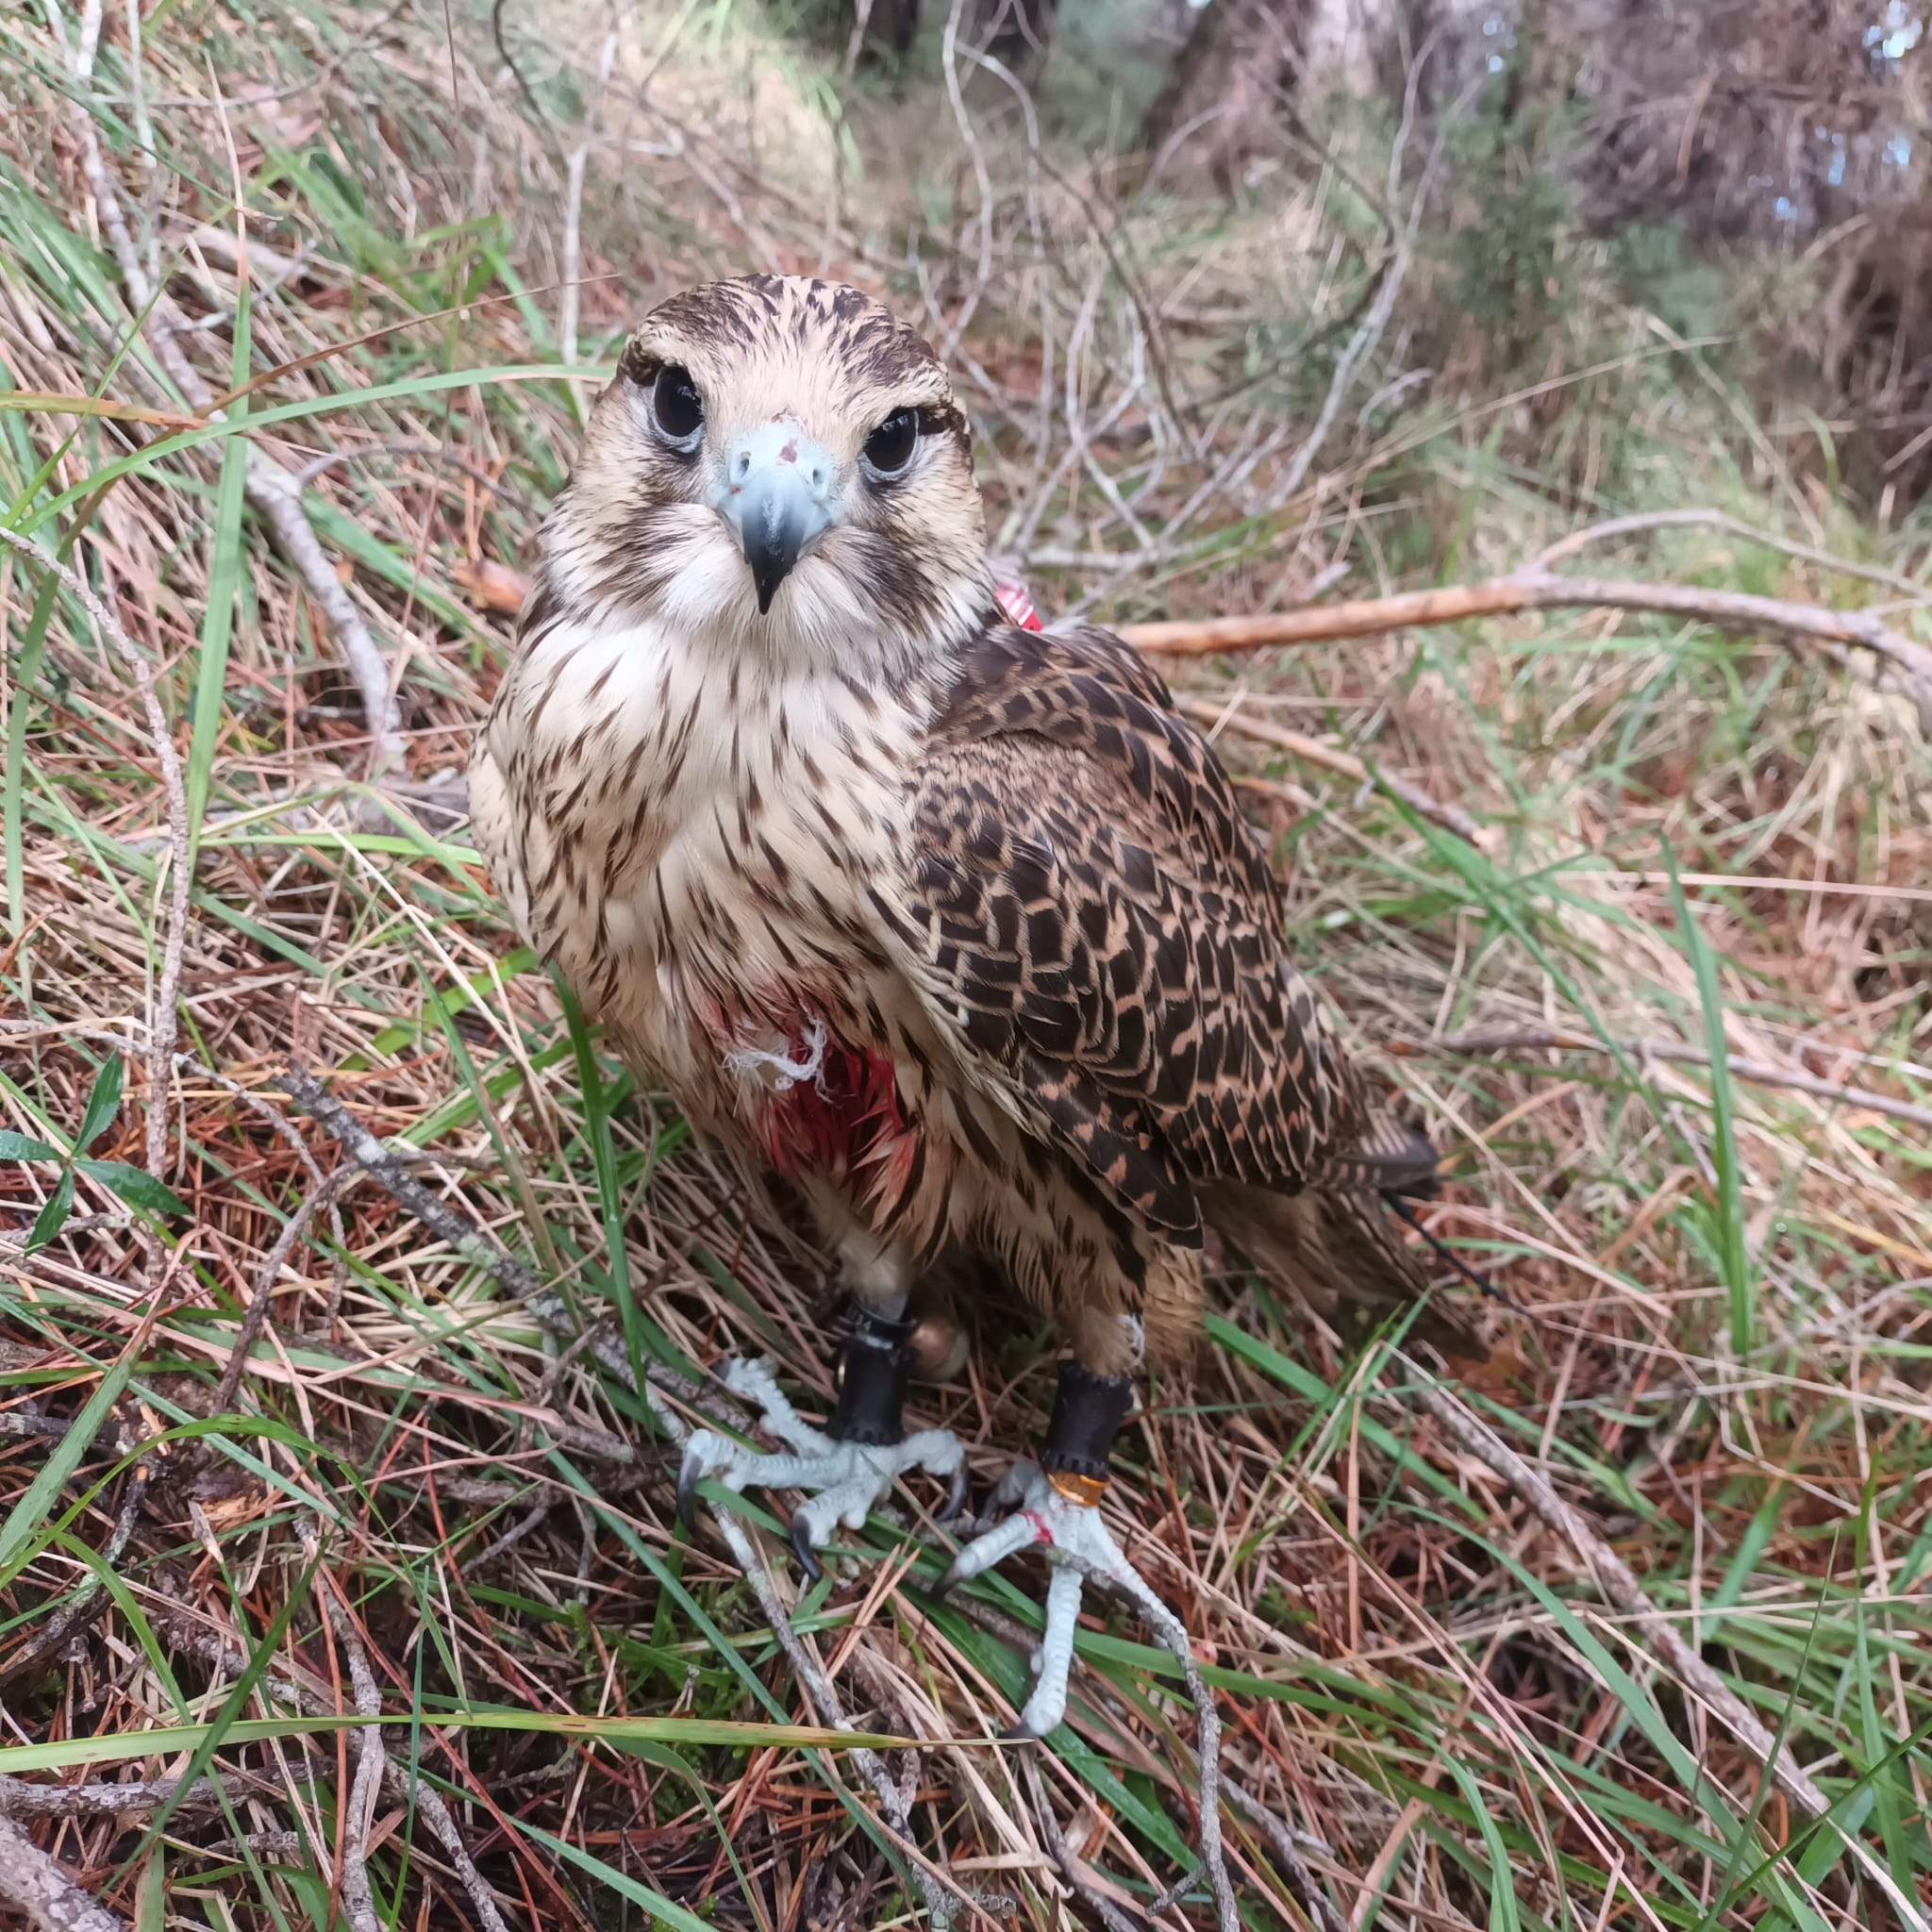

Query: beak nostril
[712,425,839,614]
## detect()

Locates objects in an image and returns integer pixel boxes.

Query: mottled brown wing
[902,623,1400,1242]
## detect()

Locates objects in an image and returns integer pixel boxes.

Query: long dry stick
[1126,568,1932,731]
[0,529,188,1189]
[274,1067,989,1927]
[63,43,407,779]
[307,1540,389,1932]
[0,1777,243,1821]
[1017,1753,1139,1932]
[1407,1372,1931,1932]
[0,1814,125,1932]
[1428,1027,1932,1133]
[1218,1779,1350,1932]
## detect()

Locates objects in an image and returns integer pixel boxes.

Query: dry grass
[2,2,1931,1929]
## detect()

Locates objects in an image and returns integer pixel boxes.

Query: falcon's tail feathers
[1203,1117,1487,1361]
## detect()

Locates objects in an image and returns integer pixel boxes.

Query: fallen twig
[1174,695,1480,844]
[1405,1370,1932,1932]
[0,1812,125,1932]
[0,1775,242,1820]
[1017,1753,1140,1932]
[1425,1027,1932,1133]
[1218,1780,1350,1932]
[1126,567,1932,732]
[308,1538,389,1932]
[874,1581,1354,1932]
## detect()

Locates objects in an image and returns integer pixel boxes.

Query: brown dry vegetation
[1,2,1931,1930]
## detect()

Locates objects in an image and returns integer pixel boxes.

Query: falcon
[470,274,1450,1739]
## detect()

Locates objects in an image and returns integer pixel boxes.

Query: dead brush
[0,2,1930,1929]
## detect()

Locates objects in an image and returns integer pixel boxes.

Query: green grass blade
[0,1327,143,1586]
[1665,844,1753,1354]
[3,572,58,938]
[186,287,250,861]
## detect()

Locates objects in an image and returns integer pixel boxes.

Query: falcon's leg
[937,1358,1148,1740]
[676,1307,968,1581]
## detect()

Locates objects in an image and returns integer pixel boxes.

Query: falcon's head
[540,275,993,671]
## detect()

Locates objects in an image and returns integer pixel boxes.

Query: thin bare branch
[1429,1027,1932,1132]
[0,1813,125,1932]
[1128,567,1932,731]
[308,1544,388,1932]
[0,1776,244,1821]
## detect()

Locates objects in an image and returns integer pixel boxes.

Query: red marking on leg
[1023,1509,1055,1545]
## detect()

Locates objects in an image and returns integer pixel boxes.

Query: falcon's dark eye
[651,365,705,447]
[861,408,919,477]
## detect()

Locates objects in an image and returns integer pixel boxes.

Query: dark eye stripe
[916,401,968,442]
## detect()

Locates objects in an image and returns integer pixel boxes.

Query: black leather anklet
[826,1307,914,1446]
[1039,1359,1135,1480]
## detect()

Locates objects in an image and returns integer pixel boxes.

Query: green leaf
[24,1164,75,1253]
[75,1158,188,1216]
[132,1844,164,1932]
[0,1130,65,1161]
[75,1053,124,1154]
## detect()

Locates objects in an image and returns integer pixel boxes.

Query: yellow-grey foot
[938,1459,1162,1740]
[677,1357,967,1582]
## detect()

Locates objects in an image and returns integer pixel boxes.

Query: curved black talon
[788,1511,826,1584]
[675,1454,703,1536]
[998,1720,1045,1744]
[939,1463,971,1523]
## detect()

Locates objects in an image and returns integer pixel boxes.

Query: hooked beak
[714,420,840,614]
